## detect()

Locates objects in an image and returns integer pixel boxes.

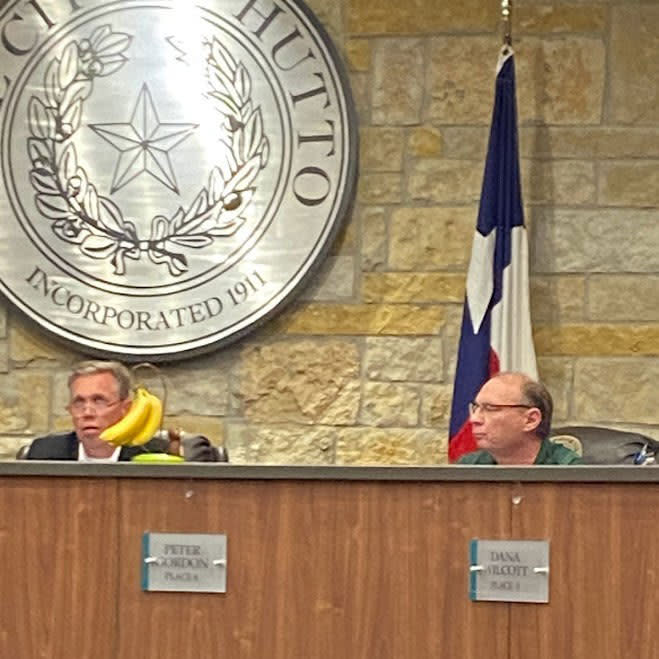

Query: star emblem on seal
[89,83,198,194]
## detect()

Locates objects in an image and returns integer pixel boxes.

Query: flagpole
[448,16,538,462]
[501,0,512,46]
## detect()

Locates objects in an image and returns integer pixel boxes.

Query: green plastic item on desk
[131,453,185,464]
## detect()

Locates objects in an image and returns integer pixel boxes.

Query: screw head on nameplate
[469,539,550,603]
[142,532,227,593]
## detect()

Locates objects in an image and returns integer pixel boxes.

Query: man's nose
[469,409,484,423]
[79,402,98,415]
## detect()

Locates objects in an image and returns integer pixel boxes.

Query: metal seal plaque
[0,0,358,359]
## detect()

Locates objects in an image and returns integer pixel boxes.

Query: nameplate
[142,532,227,593]
[469,539,549,603]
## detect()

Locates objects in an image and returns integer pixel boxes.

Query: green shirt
[458,439,582,465]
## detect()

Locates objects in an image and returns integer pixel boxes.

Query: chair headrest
[551,426,658,465]
[550,434,583,457]
[181,434,229,463]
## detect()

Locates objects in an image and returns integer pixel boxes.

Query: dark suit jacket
[26,431,168,461]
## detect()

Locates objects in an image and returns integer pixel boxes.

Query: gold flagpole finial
[501,0,512,46]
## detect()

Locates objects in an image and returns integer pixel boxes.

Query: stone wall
[1,0,657,463]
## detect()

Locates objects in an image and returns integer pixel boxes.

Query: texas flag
[448,46,538,462]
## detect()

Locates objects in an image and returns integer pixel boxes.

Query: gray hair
[520,378,553,440]
[68,361,134,400]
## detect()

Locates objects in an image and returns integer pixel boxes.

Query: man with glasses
[458,372,581,465]
[26,360,220,462]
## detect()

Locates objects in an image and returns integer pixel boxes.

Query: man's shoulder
[457,442,582,465]
[540,440,583,465]
[457,450,496,465]
[27,431,77,460]
[26,432,168,461]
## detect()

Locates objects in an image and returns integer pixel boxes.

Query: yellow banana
[100,387,152,446]
[129,392,163,446]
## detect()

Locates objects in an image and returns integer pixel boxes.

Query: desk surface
[2,460,659,482]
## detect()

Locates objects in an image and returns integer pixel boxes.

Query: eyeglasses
[68,397,123,415]
[468,401,534,415]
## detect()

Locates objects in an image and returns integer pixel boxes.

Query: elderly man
[458,372,581,465]
[26,360,220,462]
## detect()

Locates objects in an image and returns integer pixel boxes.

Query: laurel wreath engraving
[27,25,269,276]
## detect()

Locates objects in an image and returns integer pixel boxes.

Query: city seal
[0,0,358,359]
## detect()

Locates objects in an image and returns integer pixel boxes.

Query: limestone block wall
[0,0,657,463]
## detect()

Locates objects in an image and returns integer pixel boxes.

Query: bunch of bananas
[100,386,163,446]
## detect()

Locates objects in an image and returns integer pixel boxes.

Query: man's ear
[120,397,133,417]
[523,407,542,433]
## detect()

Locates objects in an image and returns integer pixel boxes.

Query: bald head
[484,372,553,439]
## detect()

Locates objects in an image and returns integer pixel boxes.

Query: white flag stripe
[489,226,538,377]
[496,45,514,75]
[466,229,496,334]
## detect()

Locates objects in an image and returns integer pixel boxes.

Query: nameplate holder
[469,539,549,603]
[142,532,227,593]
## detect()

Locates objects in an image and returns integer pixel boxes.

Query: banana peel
[131,453,184,463]
[130,427,184,463]
[130,392,163,446]
[100,386,163,447]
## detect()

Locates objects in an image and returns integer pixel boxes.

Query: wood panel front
[116,479,511,659]
[0,477,119,659]
[13,476,653,659]
[510,482,659,659]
